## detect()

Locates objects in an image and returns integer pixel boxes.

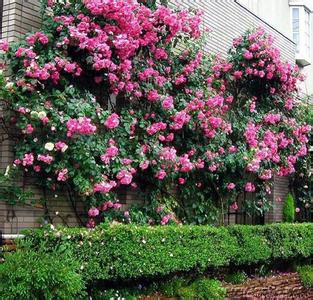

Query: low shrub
[283,193,295,222]
[0,249,86,300]
[91,288,139,300]
[90,277,225,300]
[21,223,313,282]
[297,265,313,288]
[224,271,247,284]
[158,277,188,297]
[177,278,226,300]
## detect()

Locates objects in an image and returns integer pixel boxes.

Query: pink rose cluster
[104,113,120,129]
[4,0,310,227]
[93,180,117,193]
[26,32,49,45]
[66,117,97,137]
[161,213,174,225]
[47,0,202,96]
[87,201,122,228]
[57,168,68,181]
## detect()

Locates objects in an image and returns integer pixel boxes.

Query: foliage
[0,249,86,300]
[91,288,139,300]
[96,201,178,226]
[21,223,313,282]
[0,0,310,225]
[178,278,226,300]
[283,193,295,223]
[224,271,247,284]
[297,265,313,288]
[256,264,272,277]
[0,165,34,206]
[90,277,225,300]
[158,277,188,297]
[292,99,313,219]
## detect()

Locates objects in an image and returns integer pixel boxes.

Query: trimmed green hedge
[283,193,295,222]
[22,223,313,281]
[297,265,313,288]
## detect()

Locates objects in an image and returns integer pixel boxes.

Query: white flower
[30,111,39,119]
[4,165,10,176]
[38,111,47,119]
[61,145,68,152]
[5,82,14,89]
[44,142,54,151]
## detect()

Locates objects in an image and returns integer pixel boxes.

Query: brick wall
[0,0,295,232]
[0,0,86,233]
[225,273,313,299]
[265,176,290,223]
[1,0,41,41]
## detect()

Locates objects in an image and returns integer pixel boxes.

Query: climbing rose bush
[0,0,310,225]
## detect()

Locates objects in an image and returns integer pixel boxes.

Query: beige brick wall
[265,176,290,223]
[0,0,85,233]
[1,0,41,41]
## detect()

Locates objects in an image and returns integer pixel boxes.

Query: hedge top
[22,223,313,281]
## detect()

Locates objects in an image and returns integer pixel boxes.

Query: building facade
[0,0,310,233]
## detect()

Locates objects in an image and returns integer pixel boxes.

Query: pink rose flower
[37,154,54,164]
[33,165,41,172]
[245,182,256,192]
[116,170,133,185]
[243,50,253,60]
[22,153,34,166]
[55,141,68,152]
[25,124,34,134]
[178,177,186,185]
[93,180,117,193]
[113,203,122,210]
[155,170,167,180]
[230,202,238,211]
[162,96,174,109]
[227,183,236,190]
[88,207,99,217]
[104,113,120,129]
[57,168,68,181]
[86,218,96,228]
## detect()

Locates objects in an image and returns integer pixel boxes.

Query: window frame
[290,5,312,66]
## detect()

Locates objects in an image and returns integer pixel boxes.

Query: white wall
[299,11,313,97]
[237,0,292,39]
[301,10,313,96]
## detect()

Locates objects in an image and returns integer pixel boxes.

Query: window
[305,9,311,57]
[292,8,300,53]
[290,5,312,66]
